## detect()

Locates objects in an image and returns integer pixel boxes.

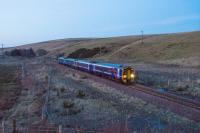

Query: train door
[89,64,94,72]
[111,68,117,80]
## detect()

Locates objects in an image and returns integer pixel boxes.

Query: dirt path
[108,36,151,57]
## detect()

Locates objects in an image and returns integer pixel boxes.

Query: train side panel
[93,64,121,80]
[76,61,89,71]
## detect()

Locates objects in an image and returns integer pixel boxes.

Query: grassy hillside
[15,31,200,66]
[0,64,21,119]
[106,32,200,64]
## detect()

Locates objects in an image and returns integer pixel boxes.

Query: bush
[175,85,188,92]
[60,87,65,93]
[63,100,74,108]
[10,49,20,56]
[56,53,65,58]
[4,51,11,56]
[76,90,86,98]
[69,107,81,115]
[67,47,108,58]
[61,106,82,115]
[7,48,36,57]
[72,73,76,77]
[36,49,48,56]
[81,75,87,79]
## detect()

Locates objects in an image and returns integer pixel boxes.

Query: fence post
[59,125,62,133]
[2,120,4,133]
[168,79,170,88]
[12,119,16,133]
[42,106,44,120]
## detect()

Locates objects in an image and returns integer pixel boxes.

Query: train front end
[121,67,136,84]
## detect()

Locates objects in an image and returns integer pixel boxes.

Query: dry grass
[11,31,200,66]
[82,76,200,130]
[105,32,200,65]
[0,64,22,120]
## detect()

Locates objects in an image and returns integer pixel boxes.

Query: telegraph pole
[1,44,3,53]
[1,44,4,58]
[99,47,101,56]
[141,30,144,44]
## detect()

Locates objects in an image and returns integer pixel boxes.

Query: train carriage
[58,57,136,84]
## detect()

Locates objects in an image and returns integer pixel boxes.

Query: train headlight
[130,74,135,78]
[123,75,127,78]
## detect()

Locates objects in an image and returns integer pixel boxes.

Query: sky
[0,0,200,47]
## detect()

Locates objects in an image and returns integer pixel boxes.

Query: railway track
[55,60,200,110]
[132,84,200,111]
[51,60,200,122]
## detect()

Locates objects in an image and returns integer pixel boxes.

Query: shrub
[4,51,11,56]
[175,85,188,92]
[8,48,36,57]
[81,75,87,79]
[56,53,65,58]
[63,100,74,108]
[72,73,76,77]
[67,47,108,58]
[69,107,81,115]
[76,90,86,98]
[61,106,82,115]
[36,49,48,56]
[60,87,65,93]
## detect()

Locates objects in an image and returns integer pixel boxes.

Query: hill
[15,31,200,67]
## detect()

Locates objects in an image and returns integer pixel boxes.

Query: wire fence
[0,120,106,133]
[136,65,200,97]
[1,120,199,133]
[1,57,200,133]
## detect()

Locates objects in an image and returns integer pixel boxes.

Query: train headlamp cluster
[123,75,127,78]
[130,73,135,78]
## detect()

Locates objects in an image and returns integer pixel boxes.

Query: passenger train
[58,57,136,84]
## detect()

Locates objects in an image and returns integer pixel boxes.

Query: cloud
[155,15,200,25]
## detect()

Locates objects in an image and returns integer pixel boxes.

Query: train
[58,57,136,84]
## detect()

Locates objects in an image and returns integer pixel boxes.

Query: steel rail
[132,84,200,110]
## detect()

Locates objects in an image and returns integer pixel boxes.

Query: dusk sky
[0,0,200,47]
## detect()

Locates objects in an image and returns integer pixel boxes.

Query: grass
[0,64,20,85]
[0,65,19,85]
[0,64,21,111]
[107,42,200,62]
[13,31,200,66]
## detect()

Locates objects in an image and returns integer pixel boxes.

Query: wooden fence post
[59,125,62,133]
[167,79,169,88]
[2,120,5,133]
[12,119,16,133]
[42,106,44,120]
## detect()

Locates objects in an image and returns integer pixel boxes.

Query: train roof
[59,57,125,68]
[95,62,124,68]
[59,57,76,61]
